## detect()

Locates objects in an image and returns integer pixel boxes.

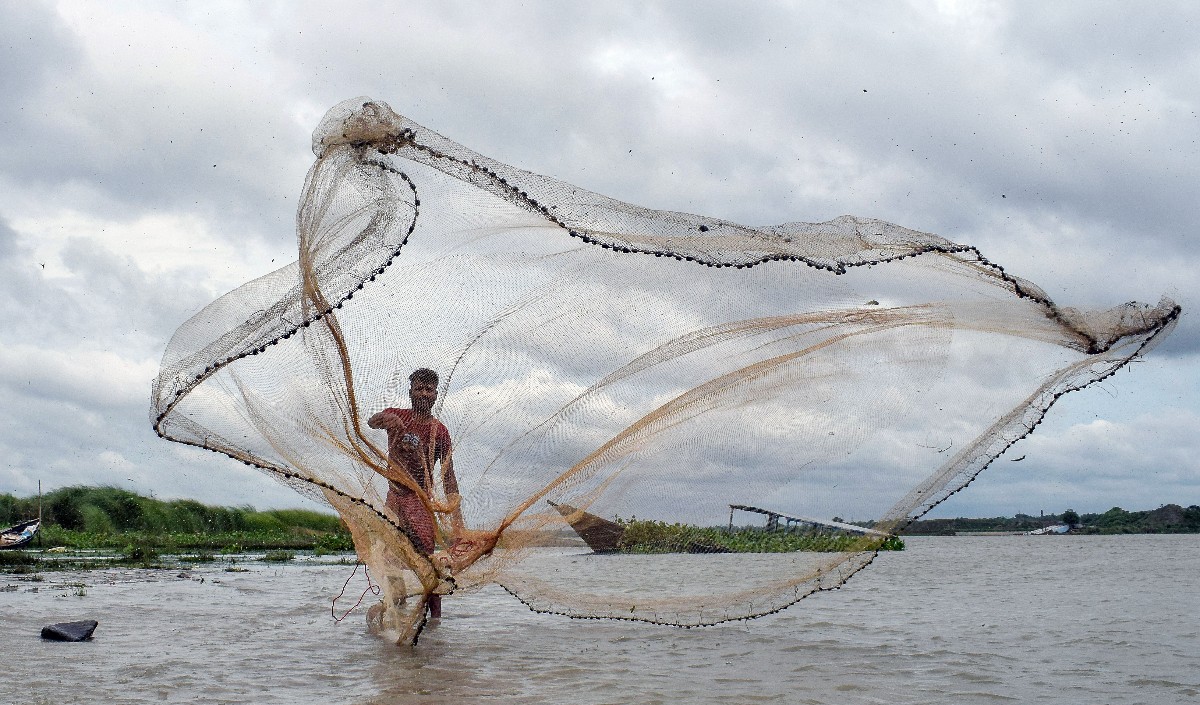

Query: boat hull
[0,519,40,550]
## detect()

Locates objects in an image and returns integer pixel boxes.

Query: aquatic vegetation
[0,551,36,566]
[313,532,354,556]
[122,541,159,562]
[616,518,904,553]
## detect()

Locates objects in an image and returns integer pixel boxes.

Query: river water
[2,535,1197,704]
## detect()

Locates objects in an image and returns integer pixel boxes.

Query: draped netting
[151,98,1180,644]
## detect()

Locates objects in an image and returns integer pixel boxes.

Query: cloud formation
[0,1,1194,516]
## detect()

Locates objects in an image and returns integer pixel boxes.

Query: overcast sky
[1,1,1196,518]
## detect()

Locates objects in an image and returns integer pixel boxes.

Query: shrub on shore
[1,486,352,553]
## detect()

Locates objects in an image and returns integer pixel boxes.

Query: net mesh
[151,98,1180,644]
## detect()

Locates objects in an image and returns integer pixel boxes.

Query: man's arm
[365,410,410,485]
[367,410,396,430]
[441,454,465,533]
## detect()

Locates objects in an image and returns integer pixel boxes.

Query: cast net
[151,98,1179,644]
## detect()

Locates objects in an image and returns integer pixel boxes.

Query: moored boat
[0,519,40,550]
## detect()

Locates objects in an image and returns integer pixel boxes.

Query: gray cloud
[0,1,1194,518]
[0,4,305,247]
[931,407,1200,517]
[0,207,300,506]
[0,3,80,119]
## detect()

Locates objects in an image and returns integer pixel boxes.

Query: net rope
[152,98,1180,644]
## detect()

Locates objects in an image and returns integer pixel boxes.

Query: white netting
[152,98,1179,643]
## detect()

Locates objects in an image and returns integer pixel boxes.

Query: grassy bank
[617,518,904,553]
[1,486,353,554]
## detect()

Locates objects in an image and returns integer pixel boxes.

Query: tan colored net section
[151,98,1180,644]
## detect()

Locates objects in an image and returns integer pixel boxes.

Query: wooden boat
[0,519,40,550]
[547,501,729,554]
[548,501,625,553]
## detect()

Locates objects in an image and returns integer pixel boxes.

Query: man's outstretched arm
[367,410,396,430]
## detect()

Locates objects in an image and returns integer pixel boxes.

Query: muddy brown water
[2,535,1197,704]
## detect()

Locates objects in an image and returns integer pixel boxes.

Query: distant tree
[1185,506,1200,531]
[1061,509,1080,529]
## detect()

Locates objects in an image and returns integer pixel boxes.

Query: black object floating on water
[41,620,98,642]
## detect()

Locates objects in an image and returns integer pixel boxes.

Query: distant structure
[728,505,891,536]
[1026,524,1070,535]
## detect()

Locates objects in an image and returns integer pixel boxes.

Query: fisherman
[367,367,463,619]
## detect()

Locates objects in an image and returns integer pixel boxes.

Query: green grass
[34,525,345,551]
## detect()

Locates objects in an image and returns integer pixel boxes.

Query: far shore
[5,487,1196,577]
[900,503,1199,536]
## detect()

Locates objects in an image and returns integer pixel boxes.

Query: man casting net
[151,98,1179,644]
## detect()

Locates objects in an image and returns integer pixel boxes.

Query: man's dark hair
[409,368,439,386]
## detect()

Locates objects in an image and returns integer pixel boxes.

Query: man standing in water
[368,367,464,619]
